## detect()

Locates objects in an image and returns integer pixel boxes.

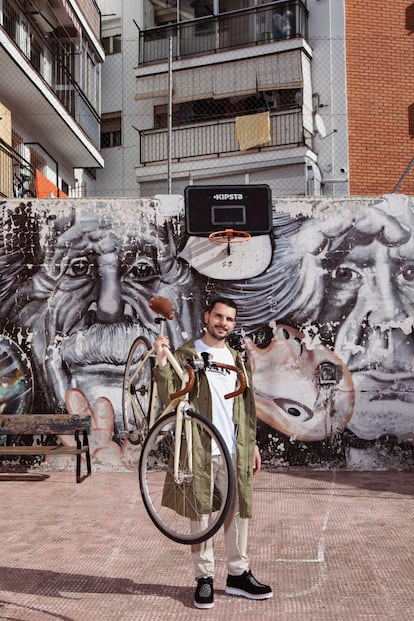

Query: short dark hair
[206,297,238,314]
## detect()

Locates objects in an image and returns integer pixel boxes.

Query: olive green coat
[153,338,257,519]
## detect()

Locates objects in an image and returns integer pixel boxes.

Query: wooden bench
[0,414,92,483]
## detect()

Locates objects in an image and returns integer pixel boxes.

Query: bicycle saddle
[149,296,174,320]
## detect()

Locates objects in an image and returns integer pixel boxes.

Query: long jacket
[153,338,257,519]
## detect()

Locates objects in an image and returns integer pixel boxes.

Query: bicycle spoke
[122,337,154,443]
[139,410,234,545]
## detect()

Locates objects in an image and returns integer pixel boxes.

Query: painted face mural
[0,199,200,431]
[211,195,414,445]
[1,194,413,471]
[287,196,414,442]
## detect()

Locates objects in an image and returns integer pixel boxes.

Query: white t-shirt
[194,339,237,455]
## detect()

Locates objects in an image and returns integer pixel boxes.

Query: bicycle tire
[139,409,235,545]
[122,336,155,444]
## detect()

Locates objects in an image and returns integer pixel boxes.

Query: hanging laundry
[235,111,271,151]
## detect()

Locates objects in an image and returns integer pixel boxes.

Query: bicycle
[122,296,247,545]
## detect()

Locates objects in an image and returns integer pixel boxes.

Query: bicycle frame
[124,338,193,482]
[153,347,194,485]
[160,350,247,486]
[125,341,246,486]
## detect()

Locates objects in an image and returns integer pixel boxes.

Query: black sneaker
[225,570,273,600]
[194,576,214,609]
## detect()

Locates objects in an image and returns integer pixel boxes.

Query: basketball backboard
[181,185,273,280]
[184,184,272,236]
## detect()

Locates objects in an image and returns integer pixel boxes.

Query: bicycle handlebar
[211,362,247,399]
[169,363,196,400]
[169,359,247,401]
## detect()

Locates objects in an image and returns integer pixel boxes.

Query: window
[30,148,46,174]
[101,112,122,148]
[153,89,302,129]
[102,34,121,55]
[149,1,244,27]
[82,44,100,111]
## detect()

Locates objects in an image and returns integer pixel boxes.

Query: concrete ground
[0,469,413,620]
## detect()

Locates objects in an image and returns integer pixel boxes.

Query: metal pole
[167,36,173,194]
[392,157,414,193]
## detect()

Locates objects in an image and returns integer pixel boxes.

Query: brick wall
[345,1,414,194]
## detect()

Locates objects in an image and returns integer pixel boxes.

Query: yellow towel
[235,111,271,151]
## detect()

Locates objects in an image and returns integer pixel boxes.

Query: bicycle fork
[174,401,194,485]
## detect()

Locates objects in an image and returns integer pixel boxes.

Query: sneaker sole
[194,601,214,609]
[225,586,273,600]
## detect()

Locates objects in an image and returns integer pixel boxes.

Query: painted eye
[398,262,414,283]
[128,258,158,281]
[65,256,93,277]
[330,266,362,283]
[273,398,313,422]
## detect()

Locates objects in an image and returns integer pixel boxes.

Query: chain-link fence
[95,0,414,199]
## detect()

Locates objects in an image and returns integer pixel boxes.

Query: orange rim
[208,229,251,244]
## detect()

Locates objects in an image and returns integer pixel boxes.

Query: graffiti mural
[0,194,413,472]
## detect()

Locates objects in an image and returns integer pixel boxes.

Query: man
[153,297,272,610]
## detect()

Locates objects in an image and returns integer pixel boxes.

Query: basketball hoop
[208,229,251,255]
[209,229,251,243]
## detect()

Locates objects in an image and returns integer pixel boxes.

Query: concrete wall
[1,193,413,472]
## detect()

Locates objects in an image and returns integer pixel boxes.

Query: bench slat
[0,446,86,455]
[0,414,91,435]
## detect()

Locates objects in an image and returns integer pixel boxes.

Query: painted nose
[96,252,124,322]
[365,267,407,325]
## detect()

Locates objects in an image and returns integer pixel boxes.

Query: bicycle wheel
[122,337,155,444]
[139,410,235,545]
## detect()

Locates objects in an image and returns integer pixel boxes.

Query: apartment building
[94,0,349,198]
[3,1,411,200]
[0,0,104,199]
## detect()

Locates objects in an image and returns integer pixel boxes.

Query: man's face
[204,303,237,343]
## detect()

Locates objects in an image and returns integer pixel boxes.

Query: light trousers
[191,455,249,580]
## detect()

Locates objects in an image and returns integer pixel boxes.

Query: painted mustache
[59,322,153,366]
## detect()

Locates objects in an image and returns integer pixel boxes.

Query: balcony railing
[139,110,306,164]
[2,0,100,147]
[139,1,308,65]
[0,139,36,199]
[76,0,102,41]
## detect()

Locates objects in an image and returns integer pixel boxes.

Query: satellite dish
[314,113,327,138]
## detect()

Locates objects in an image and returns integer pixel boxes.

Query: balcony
[76,0,102,41]
[0,0,103,168]
[0,138,36,199]
[139,110,308,164]
[2,0,100,146]
[139,1,308,65]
